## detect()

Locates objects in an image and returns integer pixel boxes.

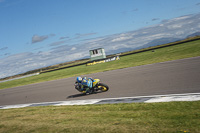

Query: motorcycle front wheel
[97,83,109,92]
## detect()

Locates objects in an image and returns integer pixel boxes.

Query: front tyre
[97,83,109,92]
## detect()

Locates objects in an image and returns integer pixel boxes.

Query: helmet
[76,77,82,83]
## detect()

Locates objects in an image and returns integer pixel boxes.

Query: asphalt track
[0,56,200,106]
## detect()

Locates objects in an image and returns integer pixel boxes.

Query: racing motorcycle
[74,78,109,94]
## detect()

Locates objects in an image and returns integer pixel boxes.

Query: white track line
[0,93,200,109]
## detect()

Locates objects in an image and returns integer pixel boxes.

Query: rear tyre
[97,83,109,92]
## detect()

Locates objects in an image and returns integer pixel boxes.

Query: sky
[0,0,200,78]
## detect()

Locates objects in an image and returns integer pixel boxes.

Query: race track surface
[0,56,200,106]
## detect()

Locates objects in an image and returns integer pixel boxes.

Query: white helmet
[76,77,82,83]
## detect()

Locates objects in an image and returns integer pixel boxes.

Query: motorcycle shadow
[67,91,103,99]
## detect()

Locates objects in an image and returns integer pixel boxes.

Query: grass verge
[0,39,200,89]
[0,101,200,133]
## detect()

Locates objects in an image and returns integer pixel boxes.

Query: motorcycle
[75,78,109,94]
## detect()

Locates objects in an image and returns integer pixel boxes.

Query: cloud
[75,32,97,39]
[196,3,200,6]
[0,53,47,78]
[122,8,139,15]
[0,53,10,56]
[167,24,182,29]
[71,47,76,51]
[49,40,66,46]
[171,15,191,22]
[152,18,160,21]
[111,36,132,42]
[0,47,8,51]
[32,34,49,44]
[60,36,69,40]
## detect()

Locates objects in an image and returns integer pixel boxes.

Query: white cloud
[111,36,132,42]
[176,31,184,35]
[71,47,76,51]
[143,33,170,41]
[32,35,48,44]
[75,32,97,39]
[60,36,69,40]
[187,21,194,24]
[172,15,190,21]
[111,44,130,50]
[167,24,182,29]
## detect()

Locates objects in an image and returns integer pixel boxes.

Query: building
[89,48,106,61]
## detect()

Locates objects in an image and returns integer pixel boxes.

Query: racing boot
[85,88,90,94]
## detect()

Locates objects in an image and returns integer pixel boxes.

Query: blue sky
[0,0,200,78]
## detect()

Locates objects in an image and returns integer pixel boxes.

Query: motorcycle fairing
[93,79,100,87]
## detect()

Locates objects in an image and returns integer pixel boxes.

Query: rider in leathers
[75,77,93,93]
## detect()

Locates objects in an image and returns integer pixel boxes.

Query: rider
[76,77,93,93]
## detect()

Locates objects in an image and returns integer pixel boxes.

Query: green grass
[0,101,200,133]
[1,39,200,89]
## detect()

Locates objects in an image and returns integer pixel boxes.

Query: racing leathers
[75,77,93,93]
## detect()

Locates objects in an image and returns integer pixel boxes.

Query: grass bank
[0,101,200,133]
[1,39,200,89]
